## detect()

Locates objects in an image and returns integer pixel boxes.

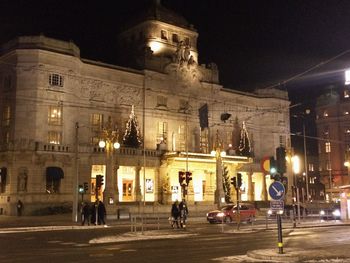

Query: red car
[206,203,257,223]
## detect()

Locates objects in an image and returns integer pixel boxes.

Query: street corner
[246,248,302,262]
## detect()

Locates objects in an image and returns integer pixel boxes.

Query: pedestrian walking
[179,199,189,228]
[97,200,107,226]
[170,200,180,229]
[17,200,23,216]
[81,202,90,226]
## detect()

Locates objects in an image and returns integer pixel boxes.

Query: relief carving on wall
[117,85,141,106]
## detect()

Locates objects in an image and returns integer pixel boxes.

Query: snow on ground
[89,230,197,244]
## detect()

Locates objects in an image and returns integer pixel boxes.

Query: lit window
[344,111,349,115]
[344,90,350,98]
[325,142,331,153]
[172,34,179,43]
[200,129,209,153]
[91,113,103,128]
[48,131,62,144]
[2,105,10,126]
[323,111,328,117]
[345,69,350,85]
[48,106,62,125]
[308,163,314,172]
[345,128,350,134]
[161,30,168,40]
[157,121,168,143]
[49,73,64,87]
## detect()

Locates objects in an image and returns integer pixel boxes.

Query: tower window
[49,73,64,87]
[172,34,179,43]
[161,30,168,40]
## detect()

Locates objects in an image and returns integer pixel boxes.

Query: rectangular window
[345,90,350,98]
[178,125,186,151]
[161,30,168,40]
[200,128,209,153]
[279,135,286,147]
[48,105,62,125]
[184,37,190,46]
[49,73,64,87]
[308,163,314,172]
[48,131,62,144]
[172,34,179,43]
[91,113,103,129]
[2,105,10,126]
[325,142,331,153]
[157,95,167,107]
[157,121,168,143]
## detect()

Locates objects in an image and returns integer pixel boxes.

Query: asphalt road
[1,220,349,263]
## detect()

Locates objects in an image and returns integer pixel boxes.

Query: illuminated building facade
[0,2,290,215]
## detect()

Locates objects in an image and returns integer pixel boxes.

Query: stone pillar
[135,166,142,202]
[247,171,254,201]
[261,173,268,201]
[103,149,115,205]
[214,153,225,208]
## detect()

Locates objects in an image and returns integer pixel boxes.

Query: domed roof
[127,0,194,30]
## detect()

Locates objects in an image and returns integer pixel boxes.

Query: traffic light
[185,171,192,185]
[269,156,277,175]
[78,184,84,194]
[96,175,103,189]
[100,176,104,186]
[83,182,89,193]
[281,176,288,193]
[178,171,185,185]
[237,173,242,188]
[231,177,237,188]
[276,146,286,174]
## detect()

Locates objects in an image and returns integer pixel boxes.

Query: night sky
[2,0,350,153]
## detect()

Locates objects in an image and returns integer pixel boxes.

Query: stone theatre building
[0,2,290,215]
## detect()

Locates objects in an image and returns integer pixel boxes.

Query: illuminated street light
[98,117,120,205]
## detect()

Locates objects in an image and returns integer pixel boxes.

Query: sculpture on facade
[18,168,28,192]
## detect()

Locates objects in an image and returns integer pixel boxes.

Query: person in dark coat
[179,199,189,228]
[170,200,180,228]
[81,202,90,226]
[97,200,107,226]
[17,200,23,216]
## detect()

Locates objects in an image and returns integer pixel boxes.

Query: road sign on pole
[268,181,285,200]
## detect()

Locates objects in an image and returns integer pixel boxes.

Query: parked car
[206,203,257,224]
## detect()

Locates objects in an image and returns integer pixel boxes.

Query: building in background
[0,2,290,215]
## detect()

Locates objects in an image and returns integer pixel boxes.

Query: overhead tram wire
[263,49,350,90]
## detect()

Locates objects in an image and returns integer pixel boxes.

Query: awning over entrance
[46,167,64,180]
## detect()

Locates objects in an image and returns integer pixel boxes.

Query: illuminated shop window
[49,73,64,87]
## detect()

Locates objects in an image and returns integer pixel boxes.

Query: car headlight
[206,213,209,217]
[332,209,340,217]
[320,210,325,216]
[217,212,225,217]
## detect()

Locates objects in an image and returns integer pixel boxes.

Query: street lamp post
[292,155,301,226]
[98,117,120,205]
[211,130,225,208]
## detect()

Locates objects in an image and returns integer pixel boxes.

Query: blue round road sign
[268,181,285,200]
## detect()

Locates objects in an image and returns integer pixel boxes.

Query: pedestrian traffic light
[178,171,185,185]
[78,184,84,194]
[231,177,237,188]
[185,171,192,185]
[276,146,286,174]
[83,182,89,193]
[237,173,242,188]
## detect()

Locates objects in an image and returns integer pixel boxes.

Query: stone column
[135,165,142,202]
[247,171,254,201]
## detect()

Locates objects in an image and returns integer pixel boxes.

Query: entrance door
[122,180,133,201]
